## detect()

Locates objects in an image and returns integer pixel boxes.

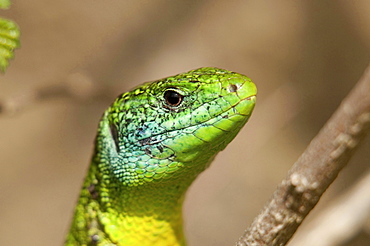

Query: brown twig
[236,64,370,246]
[0,72,112,115]
[289,168,370,246]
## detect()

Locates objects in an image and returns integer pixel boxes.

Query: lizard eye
[164,89,183,107]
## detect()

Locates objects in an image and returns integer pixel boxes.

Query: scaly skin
[65,67,257,246]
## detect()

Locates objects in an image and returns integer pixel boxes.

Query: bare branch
[289,168,370,246]
[0,72,112,115]
[236,64,370,246]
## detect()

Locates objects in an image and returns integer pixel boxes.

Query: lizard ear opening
[110,123,120,153]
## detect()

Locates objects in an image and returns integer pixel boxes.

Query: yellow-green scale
[65,67,257,245]
[69,163,190,245]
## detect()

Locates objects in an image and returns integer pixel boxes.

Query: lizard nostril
[228,84,238,93]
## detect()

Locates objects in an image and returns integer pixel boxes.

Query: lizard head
[97,67,256,187]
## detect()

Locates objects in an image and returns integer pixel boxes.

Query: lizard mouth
[244,94,257,101]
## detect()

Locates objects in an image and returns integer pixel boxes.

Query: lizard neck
[101,186,186,246]
[74,157,197,246]
[98,165,189,246]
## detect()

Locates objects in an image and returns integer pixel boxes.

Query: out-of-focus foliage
[0,0,20,72]
[0,0,10,9]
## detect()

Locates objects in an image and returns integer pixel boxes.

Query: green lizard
[65,67,257,246]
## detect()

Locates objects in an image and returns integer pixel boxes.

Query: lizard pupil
[164,90,183,107]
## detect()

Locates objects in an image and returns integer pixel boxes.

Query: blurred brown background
[1,1,370,246]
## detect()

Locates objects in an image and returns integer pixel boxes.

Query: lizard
[65,67,257,246]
